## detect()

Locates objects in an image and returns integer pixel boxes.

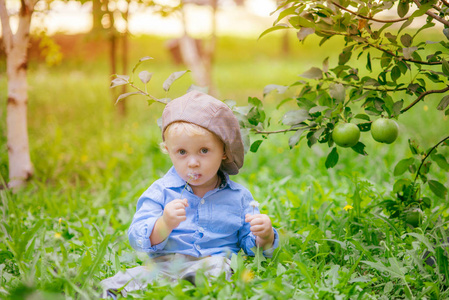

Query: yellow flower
[241,269,254,283]
[58,218,62,224]
[343,205,353,211]
[54,232,62,239]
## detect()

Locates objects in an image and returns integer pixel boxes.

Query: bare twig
[401,86,449,113]
[127,82,165,104]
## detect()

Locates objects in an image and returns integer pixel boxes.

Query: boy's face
[165,128,226,192]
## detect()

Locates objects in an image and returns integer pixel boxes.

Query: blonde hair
[164,122,210,138]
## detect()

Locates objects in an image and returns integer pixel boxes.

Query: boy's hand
[163,199,189,230]
[245,214,275,250]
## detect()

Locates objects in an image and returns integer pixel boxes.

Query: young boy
[101,90,279,297]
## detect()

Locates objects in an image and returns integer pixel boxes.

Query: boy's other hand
[163,199,189,230]
[245,214,275,249]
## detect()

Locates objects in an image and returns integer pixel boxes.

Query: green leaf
[297,27,315,41]
[410,2,434,18]
[393,178,411,193]
[400,34,412,47]
[138,71,153,84]
[115,91,145,104]
[381,52,392,69]
[366,52,372,72]
[391,66,401,82]
[393,100,404,116]
[403,47,418,60]
[163,70,190,92]
[397,1,409,18]
[273,5,299,25]
[282,109,310,125]
[394,158,415,176]
[428,180,447,199]
[300,67,323,79]
[288,127,307,148]
[339,47,353,65]
[110,76,129,88]
[354,114,370,121]
[258,24,289,40]
[263,84,288,96]
[329,83,346,103]
[351,142,368,156]
[437,95,449,111]
[430,153,449,171]
[132,56,153,75]
[325,147,339,169]
[442,59,449,77]
[250,140,263,153]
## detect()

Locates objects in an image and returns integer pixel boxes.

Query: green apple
[332,123,360,148]
[405,210,422,227]
[371,118,399,144]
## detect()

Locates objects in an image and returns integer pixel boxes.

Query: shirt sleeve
[237,192,279,258]
[127,183,168,253]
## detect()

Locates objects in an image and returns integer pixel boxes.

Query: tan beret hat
[161,90,244,175]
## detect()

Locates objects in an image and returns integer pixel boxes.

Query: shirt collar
[162,166,237,190]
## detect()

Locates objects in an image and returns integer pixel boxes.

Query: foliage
[1,32,448,298]
[245,0,449,224]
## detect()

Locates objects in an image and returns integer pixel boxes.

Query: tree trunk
[91,0,103,35]
[0,0,36,189]
[179,5,209,88]
[118,0,130,116]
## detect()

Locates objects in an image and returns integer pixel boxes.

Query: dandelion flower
[250,200,259,208]
[250,200,260,215]
[181,173,197,198]
[54,232,62,239]
[343,205,353,211]
[241,269,255,283]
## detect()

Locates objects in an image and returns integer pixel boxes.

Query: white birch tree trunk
[0,0,37,189]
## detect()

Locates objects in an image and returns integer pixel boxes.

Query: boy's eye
[200,148,209,154]
[178,149,186,155]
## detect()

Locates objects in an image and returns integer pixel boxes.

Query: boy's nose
[188,156,200,167]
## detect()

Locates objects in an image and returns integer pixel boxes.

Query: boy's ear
[222,153,227,160]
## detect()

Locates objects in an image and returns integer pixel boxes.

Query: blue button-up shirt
[128,167,279,258]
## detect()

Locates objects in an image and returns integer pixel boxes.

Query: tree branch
[441,0,449,8]
[366,42,442,66]
[412,0,449,27]
[401,85,449,113]
[253,127,306,135]
[0,0,13,53]
[320,29,442,66]
[331,1,410,23]
[414,135,449,184]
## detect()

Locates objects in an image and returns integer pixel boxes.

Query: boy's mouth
[187,173,200,181]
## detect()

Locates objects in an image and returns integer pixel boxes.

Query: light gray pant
[100,254,231,297]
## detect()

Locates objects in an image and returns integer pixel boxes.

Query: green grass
[1,33,449,299]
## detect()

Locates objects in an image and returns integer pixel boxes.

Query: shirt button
[200,198,205,204]
[196,244,201,250]
[199,227,204,232]
[137,239,143,246]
